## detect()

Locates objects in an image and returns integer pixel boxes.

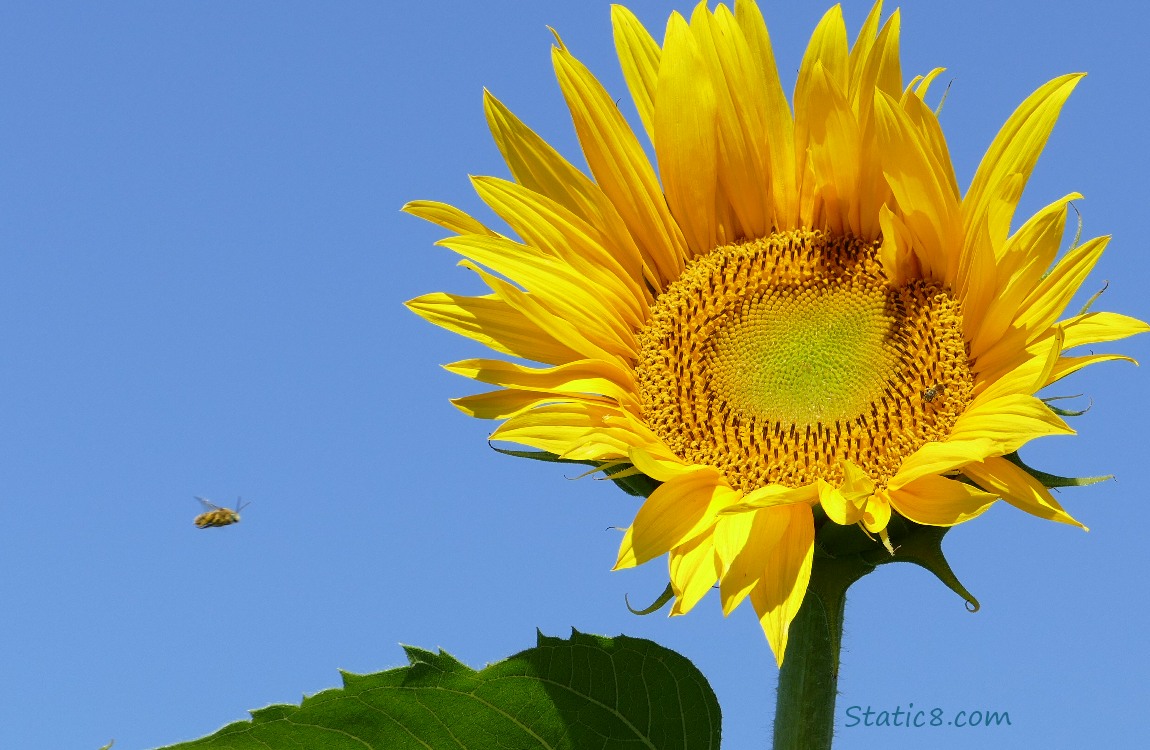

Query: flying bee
[193,496,250,528]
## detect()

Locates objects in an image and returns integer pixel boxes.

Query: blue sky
[1,2,1147,749]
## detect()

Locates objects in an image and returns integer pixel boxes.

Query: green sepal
[814,515,979,611]
[1042,393,1091,417]
[1046,403,1091,417]
[488,444,661,497]
[1077,279,1108,315]
[1004,450,1113,488]
[626,582,675,615]
[600,463,662,497]
[876,518,980,611]
[155,630,721,750]
[488,444,596,467]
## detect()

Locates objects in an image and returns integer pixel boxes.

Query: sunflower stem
[772,553,870,750]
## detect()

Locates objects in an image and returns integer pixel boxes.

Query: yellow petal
[471,176,648,325]
[669,532,719,616]
[718,482,820,515]
[491,401,650,460]
[691,5,770,240]
[817,480,853,525]
[482,92,652,292]
[552,45,688,285]
[817,460,876,525]
[848,11,901,237]
[861,492,892,533]
[887,474,998,526]
[806,61,860,235]
[456,259,623,366]
[897,72,957,201]
[439,234,638,358]
[950,393,1073,450]
[443,358,637,410]
[954,220,997,348]
[522,408,660,462]
[716,508,785,615]
[1048,353,1139,385]
[969,193,1079,359]
[406,291,580,366]
[1012,235,1108,342]
[876,204,919,284]
[402,200,499,237]
[846,0,885,98]
[796,5,848,113]
[654,12,720,255]
[749,503,815,667]
[794,5,848,223]
[963,74,1083,263]
[734,0,796,226]
[872,90,958,281]
[888,437,996,491]
[451,389,613,420]
[1058,311,1150,349]
[963,456,1085,529]
[628,444,700,482]
[615,468,735,568]
[483,91,597,223]
[611,4,661,145]
[974,328,1061,405]
[865,11,902,98]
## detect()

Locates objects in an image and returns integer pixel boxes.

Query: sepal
[1004,450,1112,488]
[814,512,979,611]
[489,444,662,497]
[626,582,675,615]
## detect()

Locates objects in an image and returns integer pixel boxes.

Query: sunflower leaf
[154,630,720,750]
[1003,451,1113,488]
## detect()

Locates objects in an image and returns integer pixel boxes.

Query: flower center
[635,229,973,492]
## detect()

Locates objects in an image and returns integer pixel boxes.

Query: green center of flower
[711,284,895,425]
[635,229,973,492]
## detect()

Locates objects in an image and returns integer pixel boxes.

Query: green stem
[771,553,873,750]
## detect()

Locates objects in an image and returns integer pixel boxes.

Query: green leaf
[156,630,720,750]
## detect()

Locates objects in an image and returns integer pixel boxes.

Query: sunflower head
[406,0,1148,665]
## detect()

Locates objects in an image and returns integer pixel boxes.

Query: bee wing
[194,496,223,511]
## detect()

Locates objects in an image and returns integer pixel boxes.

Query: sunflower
[406,0,1147,665]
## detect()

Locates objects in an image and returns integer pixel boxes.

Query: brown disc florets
[635,229,973,492]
